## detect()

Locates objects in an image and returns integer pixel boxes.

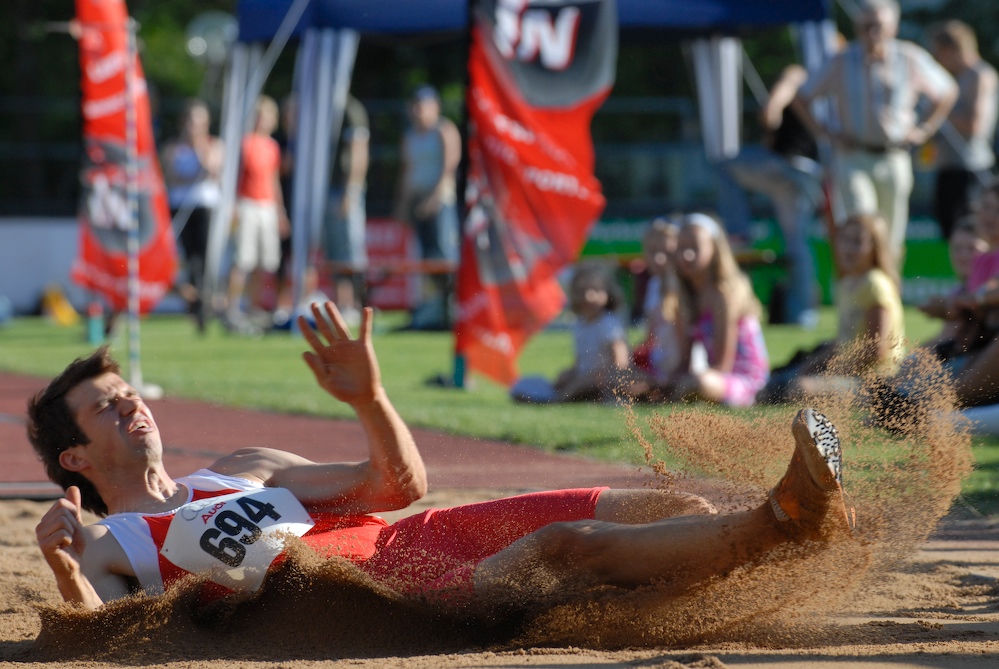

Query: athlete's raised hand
[300,301,381,407]
[36,486,88,580]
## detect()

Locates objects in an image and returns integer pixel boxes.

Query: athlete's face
[64,372,162,474]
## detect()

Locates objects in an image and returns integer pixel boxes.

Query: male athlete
[30,301,853,611]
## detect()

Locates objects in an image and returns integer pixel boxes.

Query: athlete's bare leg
[593,489,717,524]
[472,409,852,607]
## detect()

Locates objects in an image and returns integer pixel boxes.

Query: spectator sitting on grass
[915,216,989,362]
[630,217,690,401]
[758,213,904,404]
[918,181,999,409]
[550,262,632,403]
[667,213,770,407]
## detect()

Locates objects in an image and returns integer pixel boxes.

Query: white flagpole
[124,18,162,399]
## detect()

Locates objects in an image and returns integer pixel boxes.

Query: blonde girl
[764,213,904,403]
[829,213,905,372]
[670,213,770,407]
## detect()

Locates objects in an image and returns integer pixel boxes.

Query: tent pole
[124,18,162,399]
[289,30,319,328]
[303,29,336,311]
[452,0,475,390]
[207,0,312,325]
[205,42,249,317]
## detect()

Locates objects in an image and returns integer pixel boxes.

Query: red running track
[1,373,655,500]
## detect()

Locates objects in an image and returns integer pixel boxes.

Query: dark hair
[951,215,981,239]
[411,85,440,104]
[569,261,624,314]
[26,346,120,516]
[181,97,209,119]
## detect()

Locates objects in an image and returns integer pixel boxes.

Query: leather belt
[841,137,907,154]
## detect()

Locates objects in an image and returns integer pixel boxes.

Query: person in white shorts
[226,95,287,332]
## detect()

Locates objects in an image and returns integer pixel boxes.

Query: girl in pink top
[669,214,770,407]
[933,182,999,407]
[956,183,999,309]
[918,184,999,365]
[226,96,288,332]
[917,217,989,356]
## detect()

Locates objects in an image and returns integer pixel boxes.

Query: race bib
[160,488,315,593]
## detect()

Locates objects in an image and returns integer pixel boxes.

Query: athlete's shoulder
[207,448,314,484]
[81,522,136,584]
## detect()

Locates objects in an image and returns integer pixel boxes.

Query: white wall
[0,218,87,315]
[0,218,187,316]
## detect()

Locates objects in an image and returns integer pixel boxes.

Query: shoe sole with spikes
[770,408,855,534]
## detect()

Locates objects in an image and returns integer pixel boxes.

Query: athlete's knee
[534,521,617,573]
[672,493,717,516]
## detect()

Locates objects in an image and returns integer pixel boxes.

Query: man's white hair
[857,0,900,20]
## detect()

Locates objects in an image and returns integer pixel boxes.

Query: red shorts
[359,487,606,600]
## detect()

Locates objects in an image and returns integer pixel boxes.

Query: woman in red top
[226,95,288,334]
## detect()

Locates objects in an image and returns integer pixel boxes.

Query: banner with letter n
[456,0,617,386]
[71,0,176,313]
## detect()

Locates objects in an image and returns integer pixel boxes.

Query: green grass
[1,307,996,513]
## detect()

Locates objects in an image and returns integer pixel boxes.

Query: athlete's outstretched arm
[221,302,427,514]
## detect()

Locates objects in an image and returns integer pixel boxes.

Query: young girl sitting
[881,184,999,431]
[929,182,999,408]
[760,213,905,403]
[632,218,688,394]
[550,262,632,402]
[916,216,989,357]
[668,213,770,407]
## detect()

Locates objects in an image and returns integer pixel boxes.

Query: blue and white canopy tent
[209,0,836,325]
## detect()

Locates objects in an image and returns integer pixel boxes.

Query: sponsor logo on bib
[160,488,314,593]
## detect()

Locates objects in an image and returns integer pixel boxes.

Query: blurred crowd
[513,1,999,435]
[157,0,999,430]
[162,84,458,336]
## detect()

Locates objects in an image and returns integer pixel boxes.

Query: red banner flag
[455,0,617,386]
[71,0,176,313]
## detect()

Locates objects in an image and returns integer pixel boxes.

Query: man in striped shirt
[794,0,957,263]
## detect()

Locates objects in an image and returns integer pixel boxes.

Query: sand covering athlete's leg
[468,408,856,609]
[769,408,856,536]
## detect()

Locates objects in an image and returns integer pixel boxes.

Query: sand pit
[3,355,999,668]
[3,497,999,667]
[3,495,999,668]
